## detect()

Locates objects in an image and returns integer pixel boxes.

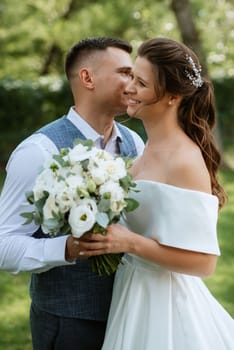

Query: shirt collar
[67,107,123,143]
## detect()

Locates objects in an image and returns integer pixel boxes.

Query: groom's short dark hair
[65,37,132,79]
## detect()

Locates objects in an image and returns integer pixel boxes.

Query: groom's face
[92,47,133,115]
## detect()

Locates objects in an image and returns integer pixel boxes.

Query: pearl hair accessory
[185,54,203,88]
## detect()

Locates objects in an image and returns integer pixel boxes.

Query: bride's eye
[139,80,146,87]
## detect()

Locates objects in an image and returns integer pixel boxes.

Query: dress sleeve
[154,188,220,255]
[124,182,220,256]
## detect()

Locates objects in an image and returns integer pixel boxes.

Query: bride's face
[125,56,157,119]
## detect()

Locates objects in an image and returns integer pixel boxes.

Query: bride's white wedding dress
[102,180,234,350]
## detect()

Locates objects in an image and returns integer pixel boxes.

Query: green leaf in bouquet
[80,159,89,171]
[124,198,139,212]
[59,222,71,235]
[98,197,110,212]
[51,210,64,221]
[123,157,134,170]
[43,218,60,231]
[34,193,49,212]
[53,154,69,167]
[119,173,133,191]
[77,186,90,198]
[96,212,109,228]
[108,210,119,222]
[25,191,35,204]
[73,138,94,149]
[20,212,34,225]
[57,175,65,182]
[92,223,107,235]
[33,209,43,226]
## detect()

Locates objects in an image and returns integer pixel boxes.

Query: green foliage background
[0,0,234,79]
[0,0,234,348]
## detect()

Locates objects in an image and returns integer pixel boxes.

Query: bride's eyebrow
[132,71,149,85]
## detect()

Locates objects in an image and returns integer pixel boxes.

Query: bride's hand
[76,224,134,257]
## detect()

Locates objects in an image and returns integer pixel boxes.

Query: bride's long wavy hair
[137,37,226,208]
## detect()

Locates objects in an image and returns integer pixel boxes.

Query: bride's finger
[79,240,108,251]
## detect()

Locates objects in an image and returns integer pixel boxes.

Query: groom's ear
[79,68,95,90]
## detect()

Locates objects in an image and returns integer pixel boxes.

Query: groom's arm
[0,138,72,274]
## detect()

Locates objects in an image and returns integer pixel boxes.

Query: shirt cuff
[44,235,71,264]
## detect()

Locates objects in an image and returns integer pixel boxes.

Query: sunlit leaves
[0,0,234,79]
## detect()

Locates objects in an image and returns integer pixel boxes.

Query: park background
[0,0,234,349]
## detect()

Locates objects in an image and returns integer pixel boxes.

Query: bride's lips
[127,99,141,106]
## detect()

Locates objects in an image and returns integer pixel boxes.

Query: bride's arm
[76,225,218,278]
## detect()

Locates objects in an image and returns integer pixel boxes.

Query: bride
[78,37,234,349]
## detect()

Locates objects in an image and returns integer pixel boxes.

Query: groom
[0,37,144,350]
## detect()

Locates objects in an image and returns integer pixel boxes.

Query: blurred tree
[171,0,208,75]
[0,0,233,79]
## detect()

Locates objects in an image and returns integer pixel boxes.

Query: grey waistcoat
[30,115,138,320]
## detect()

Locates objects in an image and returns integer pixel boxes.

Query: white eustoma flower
[68,144,99,164]
[80,198,98,214]
[68,203,96,237]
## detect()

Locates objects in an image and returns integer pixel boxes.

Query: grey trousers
[30,303,107,350]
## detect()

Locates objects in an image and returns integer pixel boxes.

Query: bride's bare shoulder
[168,146,212,194]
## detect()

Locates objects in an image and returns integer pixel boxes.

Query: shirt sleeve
[0,135,73,274]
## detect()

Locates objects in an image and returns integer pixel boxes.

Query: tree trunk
[171,0,208,76]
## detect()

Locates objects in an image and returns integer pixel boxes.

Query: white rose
[100,181,126,213]
[56,190,77,213]
[33,168,57,201]
[68,204,96,238]
[43,194,59,220]
[65,174,85,190]
[88,160,108,185]
[53,177,80,212]
[104,157,127,181]
[70,163,83,176]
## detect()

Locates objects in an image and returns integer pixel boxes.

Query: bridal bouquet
[21,139,139,275]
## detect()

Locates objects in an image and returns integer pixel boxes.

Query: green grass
[0,169,234,349]
[0,272,31,350]
[205,169,234,317]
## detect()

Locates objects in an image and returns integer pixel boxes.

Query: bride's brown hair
[137,37,226,208]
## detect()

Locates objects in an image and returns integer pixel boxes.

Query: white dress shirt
[0,107,144,274]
